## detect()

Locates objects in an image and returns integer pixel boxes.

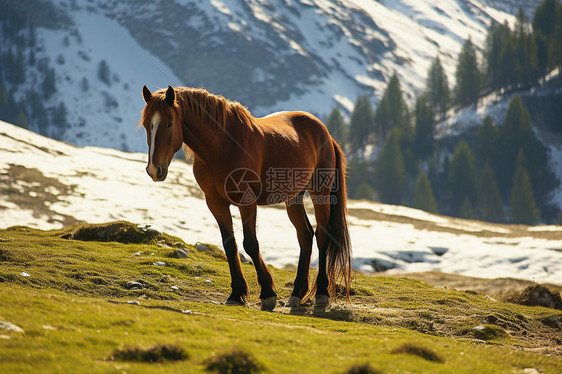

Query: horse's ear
[143,85,152,103]
[165,85,175,107]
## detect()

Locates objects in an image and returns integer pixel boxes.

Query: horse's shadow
[286,302,355,322]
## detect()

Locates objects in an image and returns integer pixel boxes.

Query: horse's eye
[168,122,173,128]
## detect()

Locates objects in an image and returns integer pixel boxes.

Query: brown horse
[139,85,351,311]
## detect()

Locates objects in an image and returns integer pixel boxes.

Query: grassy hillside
[0,222,560,373]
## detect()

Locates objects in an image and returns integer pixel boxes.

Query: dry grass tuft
[391,343,443,363]
[110,344,187,363]
[205,349,265,374]
[344,362,383,374]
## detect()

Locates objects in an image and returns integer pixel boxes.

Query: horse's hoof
[260,296,277,311]
[315,295,330,309]
[288,296,301,308]
[225,299,245,306]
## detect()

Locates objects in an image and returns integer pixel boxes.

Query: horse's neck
[181,116,231,164]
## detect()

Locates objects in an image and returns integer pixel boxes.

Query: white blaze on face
[149,112,161,166]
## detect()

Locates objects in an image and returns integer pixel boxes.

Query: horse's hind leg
[285,193,314,307]
[206,196,248,305]
[311,198,331,307]
[239,204,277,311]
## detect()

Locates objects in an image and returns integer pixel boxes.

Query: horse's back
[255,110,335,170]
[256,111,331,145]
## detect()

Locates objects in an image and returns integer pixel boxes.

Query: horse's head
[140,85,183,182]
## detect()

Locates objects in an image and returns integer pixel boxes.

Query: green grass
[0,222,561,373]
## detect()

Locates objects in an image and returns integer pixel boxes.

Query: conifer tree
[374,73,410,141]
[16,111,29,129]
[497,95,532,195]
[354,182,375,201]
[374,129,405,204]
[51,102,69,140]
[98,59,111,85]
[551,3,562,68]
[455,37,481,106]
[475,116,499,169]
[509,151,540,225]
[515,9,539,84]
[426,56,449,118]
[448,140,476,212]
[414,94,435,160]
[347,159,373,198]
[533,0,557,43]
[349,95,373,151]
[42,68,56,99]
[325,107,347,146]
[476,163,504,223]
[459,196,475,219]
[413,172,438,213]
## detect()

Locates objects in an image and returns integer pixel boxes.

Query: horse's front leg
[206,196,248,305]
[238,204,277,311]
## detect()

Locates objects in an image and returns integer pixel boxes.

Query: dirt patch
[0,164,80,226]
[395,271,562,297]
[503,285,562,310]
[348,207,562,241]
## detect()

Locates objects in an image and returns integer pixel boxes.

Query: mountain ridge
[0,0,525,151]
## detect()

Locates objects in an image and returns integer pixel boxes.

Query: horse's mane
[144,87,254,130]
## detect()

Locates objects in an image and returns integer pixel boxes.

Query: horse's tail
[326,139,352,299]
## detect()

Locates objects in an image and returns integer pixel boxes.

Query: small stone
[472,325,485,331]
[523,368,543,374]
[20,272,30,277]
[182,310,192,314]
[209,300,220,304]
[175,249,188,258]
[239,253,252,264]
[205,279,213,284]
[173,242,185,248]
[125,281,144,290]
[195,242,209,252]
[133,252,141,256]
[153,261,167,267]
[171,286,179,291]
[126,301,140,305]
[0,321,24,333]
[137,224,161,235]
[145,226,161,235]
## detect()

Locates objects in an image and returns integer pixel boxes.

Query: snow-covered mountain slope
[2,120,561,284]
[1,0,519,151]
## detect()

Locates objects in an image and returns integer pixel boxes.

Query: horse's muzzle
[146,164,167,182]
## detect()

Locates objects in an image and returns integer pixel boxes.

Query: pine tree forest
[327,0,561,224]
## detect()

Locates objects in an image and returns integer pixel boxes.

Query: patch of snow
[1,120,561,284]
